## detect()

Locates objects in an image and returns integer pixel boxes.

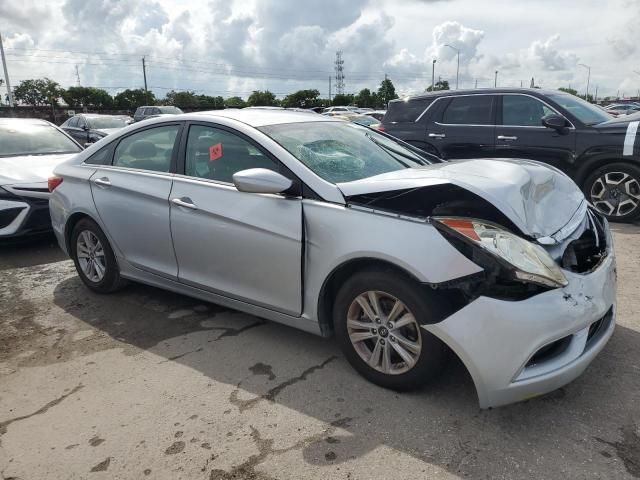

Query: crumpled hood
[337,158,586,239]
[0,153,77,185]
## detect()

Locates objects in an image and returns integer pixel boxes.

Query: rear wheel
[70,218,125,293]
[333,268,447,390]
[584,162,640,222]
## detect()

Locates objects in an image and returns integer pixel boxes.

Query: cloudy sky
[1,0,638,101]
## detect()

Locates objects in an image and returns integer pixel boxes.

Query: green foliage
[224,96,247,108]
[425,80,450,92]
[558,87,578,96]
[377,78,398,106]
[331,93,354,106]
[354,88,379,109]
[62,86,113,108]
[247,90,278,107]
[281,89,321,108]
[14,78,63,107]
[114,89,156,109]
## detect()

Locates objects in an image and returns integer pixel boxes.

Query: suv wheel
[70,218,126,293]
[333,268,447,390]
[584,162,640,222]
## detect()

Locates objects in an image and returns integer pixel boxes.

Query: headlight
[434,217,568,288]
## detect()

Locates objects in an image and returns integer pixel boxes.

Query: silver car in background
[49,110,616,408]
[0,118,82,238]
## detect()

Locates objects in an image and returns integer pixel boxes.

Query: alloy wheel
[590,171,640,217]
[346,290,422,375]
[76,230,107,283]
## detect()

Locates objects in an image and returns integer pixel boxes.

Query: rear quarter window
[384,98,433,123]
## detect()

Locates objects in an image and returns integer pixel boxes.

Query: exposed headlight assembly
[434,217,568,288]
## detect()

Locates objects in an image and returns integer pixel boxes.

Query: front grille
[561,209,607,273]
[586,307,613,347]
[0,207,25,229]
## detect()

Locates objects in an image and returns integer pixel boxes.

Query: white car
[49,110,616,408]
[0,118,82,238]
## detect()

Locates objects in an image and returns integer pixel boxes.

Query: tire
[333,267,448,391]
[70,218,126,293]
[583,162,640,222]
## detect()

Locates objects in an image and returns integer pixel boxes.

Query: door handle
[428,133,446,139]
[92,177,111,187]
[171,197,198,210]
[497,135,518,141]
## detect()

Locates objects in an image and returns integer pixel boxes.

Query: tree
[62,86,113,108]
[247,90,278,107]
[225,96,247,108]
[558,87,578,96]
[354,88,376,108]
[377,78,398,107]
[282,89,320,108]
[425,80,450,92]
[114,89,155,109]
[196,95,224,109]
[331,93,354,106]
[14,78,63,107]
[164,90,200,108]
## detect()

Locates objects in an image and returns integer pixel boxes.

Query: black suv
[382,88,640,221]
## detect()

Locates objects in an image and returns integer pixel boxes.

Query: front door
[494,94,576,172]
[90,123,182,278]
[170,123,303,315]
[427,94,497,159]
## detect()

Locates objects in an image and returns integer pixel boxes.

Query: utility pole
[328,76,332,103]
[594,85,598,104]
[431,59,436,91]
[475,79,478,88]
[494,70,498,88]
[578,63,591,101]
[444,44,460,89]
[0,31,14,107]
[142,56,148,92]
[75,65,81,86]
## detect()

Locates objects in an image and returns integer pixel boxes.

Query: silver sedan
[49,110,616,408]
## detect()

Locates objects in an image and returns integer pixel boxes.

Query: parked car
[322,106,358,115]
[50,110,616,408]
[133,105,183,122]
[334,113,381,129]
[0,118,82,239]
[368,110,387,121]
[604,104,640,116]
[381,88,640,221]
[61,114,131,146]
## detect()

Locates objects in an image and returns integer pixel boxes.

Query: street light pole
[578,63,591,101]
[431,59,436,91]
[444,44,460,89]
[0,31,14,107]
[494,70,498,88]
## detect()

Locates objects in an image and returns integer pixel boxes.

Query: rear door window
[441,96,494,125]
[385,98,433,123]
[113,125,180,172]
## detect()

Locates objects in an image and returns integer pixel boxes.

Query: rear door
[494,94,576,172]
[381,98,435,153]
[89,123,183,278]
[427,94,497,159]
[170,122,303,315]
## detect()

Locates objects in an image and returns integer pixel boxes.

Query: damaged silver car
[49,110,616,408]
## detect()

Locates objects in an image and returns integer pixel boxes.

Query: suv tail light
[48,176,63,192]
[377,124,385,132]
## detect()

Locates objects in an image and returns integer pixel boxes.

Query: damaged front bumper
[424,247,617,409]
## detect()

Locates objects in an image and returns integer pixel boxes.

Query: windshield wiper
[365,133,426,167]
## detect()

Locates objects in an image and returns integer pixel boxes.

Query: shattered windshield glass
[259,121,429,183]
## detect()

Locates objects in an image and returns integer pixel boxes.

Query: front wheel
[333,268,447,391]
[584,162,640,222]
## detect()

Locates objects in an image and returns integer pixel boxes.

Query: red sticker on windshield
[209,143,223,161]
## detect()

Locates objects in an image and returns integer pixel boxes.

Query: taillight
[377,124,385,132]
[48,176,63,192]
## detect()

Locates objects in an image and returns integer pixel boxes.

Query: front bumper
[0,196,52,238]
[425,250,617,408]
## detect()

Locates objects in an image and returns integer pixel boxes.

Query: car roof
[390,87,565,104]
[0,117,52,126]
[191,109,339,127]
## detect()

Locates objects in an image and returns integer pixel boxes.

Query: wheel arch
[64,211,99,254]
[574,154,640,188]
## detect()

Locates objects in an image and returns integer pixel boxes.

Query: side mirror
[542,114,569,132]
[82,125,90,131]
[232,168,292,194]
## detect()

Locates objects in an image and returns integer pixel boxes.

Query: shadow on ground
[50,275,640,479]
[0,234,66,270]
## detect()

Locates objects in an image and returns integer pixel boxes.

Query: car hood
[337,158,586,240]
[0,153,78,185]
[593,112,640,131]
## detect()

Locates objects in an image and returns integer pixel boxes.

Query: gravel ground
[0,226,638,480]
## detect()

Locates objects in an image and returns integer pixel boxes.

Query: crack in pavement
[595,424,640,478]
[0,384,84,445]
[229,356,337,413]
